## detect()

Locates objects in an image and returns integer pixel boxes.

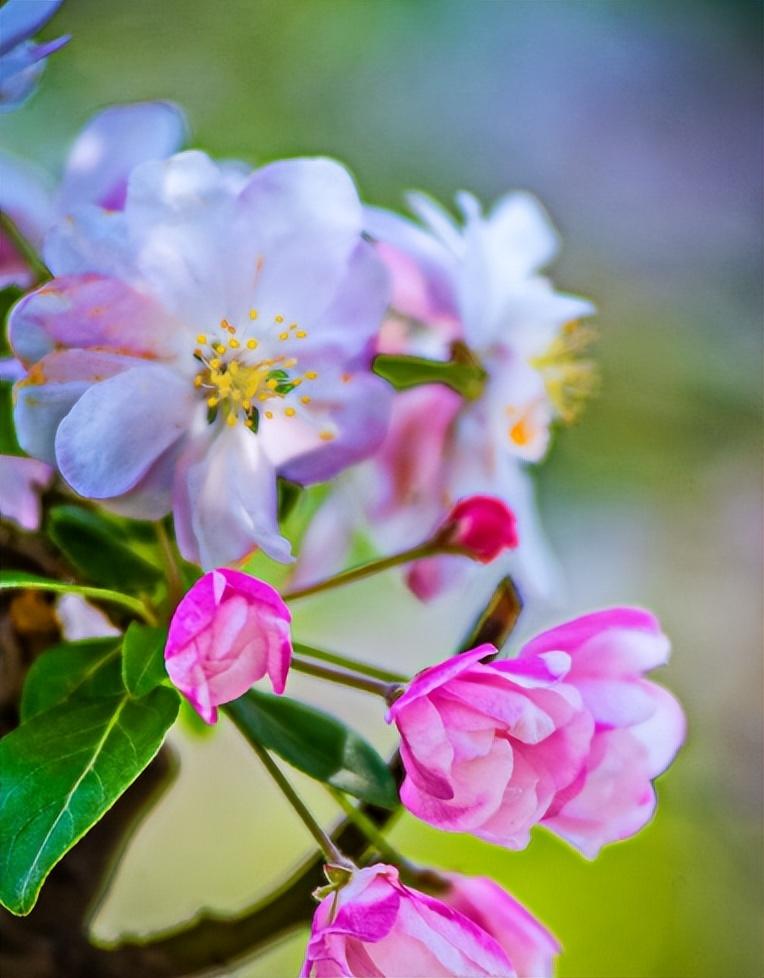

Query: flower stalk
[246,737,352,869]
[292,640,407,684]
[283,542,437,602]
[290,656,403,702]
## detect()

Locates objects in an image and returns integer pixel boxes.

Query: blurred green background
[2,1,761,975]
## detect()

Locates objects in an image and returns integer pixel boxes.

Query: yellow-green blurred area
[2,1,761,975]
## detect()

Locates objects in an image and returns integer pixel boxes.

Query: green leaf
[0,570,153,621]
[20,638,123,721]
[47,505,162,590]
[373,353,486,399]
[121,622,168,698]
[226,690,398,809]
[0,686,179,915]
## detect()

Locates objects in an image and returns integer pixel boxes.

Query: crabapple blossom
[10,151,392,568]
[296,191,591,602]
[0,0,69,112]
[164,568,292,724]
[0,101,187,288]
[388,608,684,855]
[519,607,686,856]
[442,874,560,978]
[300,863,515,977]
[387,643,593,849]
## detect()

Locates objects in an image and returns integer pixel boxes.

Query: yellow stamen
[265,410,273,419]
[247,338,258,350]
[284,407,296,417]
[229,338,240,349]
[274,314,284,324]
[305,370,318,380]
[319,430,334,441]
[295,330,307,339]
[249,308,258,320]
[226,414,237,427]
[279,332,289,341]
[196,334,207,345]
[300,395,311,404]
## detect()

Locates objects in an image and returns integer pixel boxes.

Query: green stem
[291,656,402,700]
[156,521,183,611]
[0,577,157,625]
[246,737,352,868]
[283,542,436,602]
[293,641,407,684]
[0,211,51,284]
[328,786,406,866]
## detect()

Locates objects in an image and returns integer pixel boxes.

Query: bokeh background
[2,1,761,975]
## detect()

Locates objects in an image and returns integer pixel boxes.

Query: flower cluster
[0,25,686,977]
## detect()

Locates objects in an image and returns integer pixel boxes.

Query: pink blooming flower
[387,608,684,856]
[520,607,686,857]
[436,495,519,563]
[0,101,186,288]
[10,151,392,568]
[0,454,52,530]
[387,643,593,850]
[164,568,292,724]
[442,874,560,978]
[300,863,515,977]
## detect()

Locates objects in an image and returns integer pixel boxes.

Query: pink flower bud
[437,495,519,563]
[442,874,560,978]
[301,863,516,977]
[164,568,292,724]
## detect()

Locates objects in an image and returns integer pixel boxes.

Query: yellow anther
[207,396,218,407]
[284,358,298,368]
[292,377,302,387]
[300,395,311,404]
[266,378,278,390]
[305,370,318,380]
[319,430,335,441]
[249,308,258,320]
[246,338,258,350]
[196,334,207,344]
[284,407,296,417]
[265,410,274,419]
[220,318,233,332]
[226,414,237,427]
[295,330,307,339]
[289,322,298,330]
[210,358,221,369]
[214,343,226,355]
[242,400,251,410]
[258,393,269,401]
[274,314,285,324]
[228,360,239,374]
[194,375,203,387]
[279,332,289,341]
[229,338,240,349]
